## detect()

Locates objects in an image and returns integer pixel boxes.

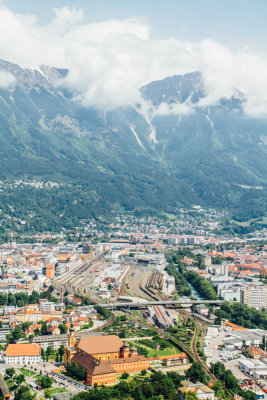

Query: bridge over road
[99,299,224,309]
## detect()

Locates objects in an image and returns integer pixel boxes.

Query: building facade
[5,343,41,365]
[240,285,267,310]
[65,334,150,386]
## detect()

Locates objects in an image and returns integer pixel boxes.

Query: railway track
[130,312,215,381]
[54,250,108,293]
[178,310,212,379]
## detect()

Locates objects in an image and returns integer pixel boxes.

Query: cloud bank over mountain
[0,5,267,116]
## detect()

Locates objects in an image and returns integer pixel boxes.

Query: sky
[1,0,267,115]
[3,0,267,49]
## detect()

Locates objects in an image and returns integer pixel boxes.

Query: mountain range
[0,59,266,230]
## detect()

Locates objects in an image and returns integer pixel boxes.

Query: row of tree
[0,291,40,307]
[165,251,192,297]
[212,362,256,400]
[186,271,218,300]
[215,301,267,330]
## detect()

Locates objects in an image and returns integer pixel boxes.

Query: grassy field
[130,341,180,358]
[19,368,43,379]
[230,215,267,227]
[45,388,67,396]
[19,368,36,377]
[146,347,180,357]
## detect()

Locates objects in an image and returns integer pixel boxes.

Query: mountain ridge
[0,58,266,229]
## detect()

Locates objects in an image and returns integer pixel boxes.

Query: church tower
[64,327,76,364]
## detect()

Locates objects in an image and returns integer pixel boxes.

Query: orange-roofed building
[46,264,55,279]
[183,257,195,264]
[224,321,247,331]
[65,334,150,386]
[5,343,41,365]
[247,346,266,360]
[223,252,236,259]
[25,324,42,337]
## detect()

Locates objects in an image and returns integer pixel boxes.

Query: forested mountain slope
[0,59,266,229]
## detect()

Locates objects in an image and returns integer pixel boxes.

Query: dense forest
[71,367,256,400]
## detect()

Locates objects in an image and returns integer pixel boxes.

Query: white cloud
[0,71,16,88]
[0,5,267,115]
[154,102,194,116]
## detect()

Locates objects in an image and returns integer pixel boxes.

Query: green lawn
[146,347,181,357]
[6,379,17,391]
[45,388,67,396]
[19,369,43,380]
[129,341,180,358]
[19,368,36,377]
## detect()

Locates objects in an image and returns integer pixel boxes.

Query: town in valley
[0,208,266,400]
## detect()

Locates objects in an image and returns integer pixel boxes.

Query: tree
[5,367,15,378]
[9,326,23,343]
[121,372,129,380]
[141,370,147,376]
[46,346,53,357]
[185,362,208,384]
[261,335,266,351]
[185,392,198,400]
[37,376,53,389]
[40,321,50,336]
[119,328,126,338]
[58,345,65,362]
[44,389,52,399]
[213,362,225,379]
[15,374,25,385]
[66,362,86,381]
[58,324,68,334]
[15,386,35,400]
[21,322,32,332]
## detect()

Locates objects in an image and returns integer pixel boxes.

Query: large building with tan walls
[64,334,150,386]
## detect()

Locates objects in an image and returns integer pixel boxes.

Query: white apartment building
[219,286,242,302]
[5,343,41,365]
[39,300,55,312]
[240,284,267,310]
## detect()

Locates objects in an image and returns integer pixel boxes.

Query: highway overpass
[99,299,224,309]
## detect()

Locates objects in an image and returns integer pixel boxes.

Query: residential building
[178,381,215,400]
[247,346,266,360]
[240,284,267,310]
[32,331,101,350]
[0,328,10,341]
[39,300,55,312]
